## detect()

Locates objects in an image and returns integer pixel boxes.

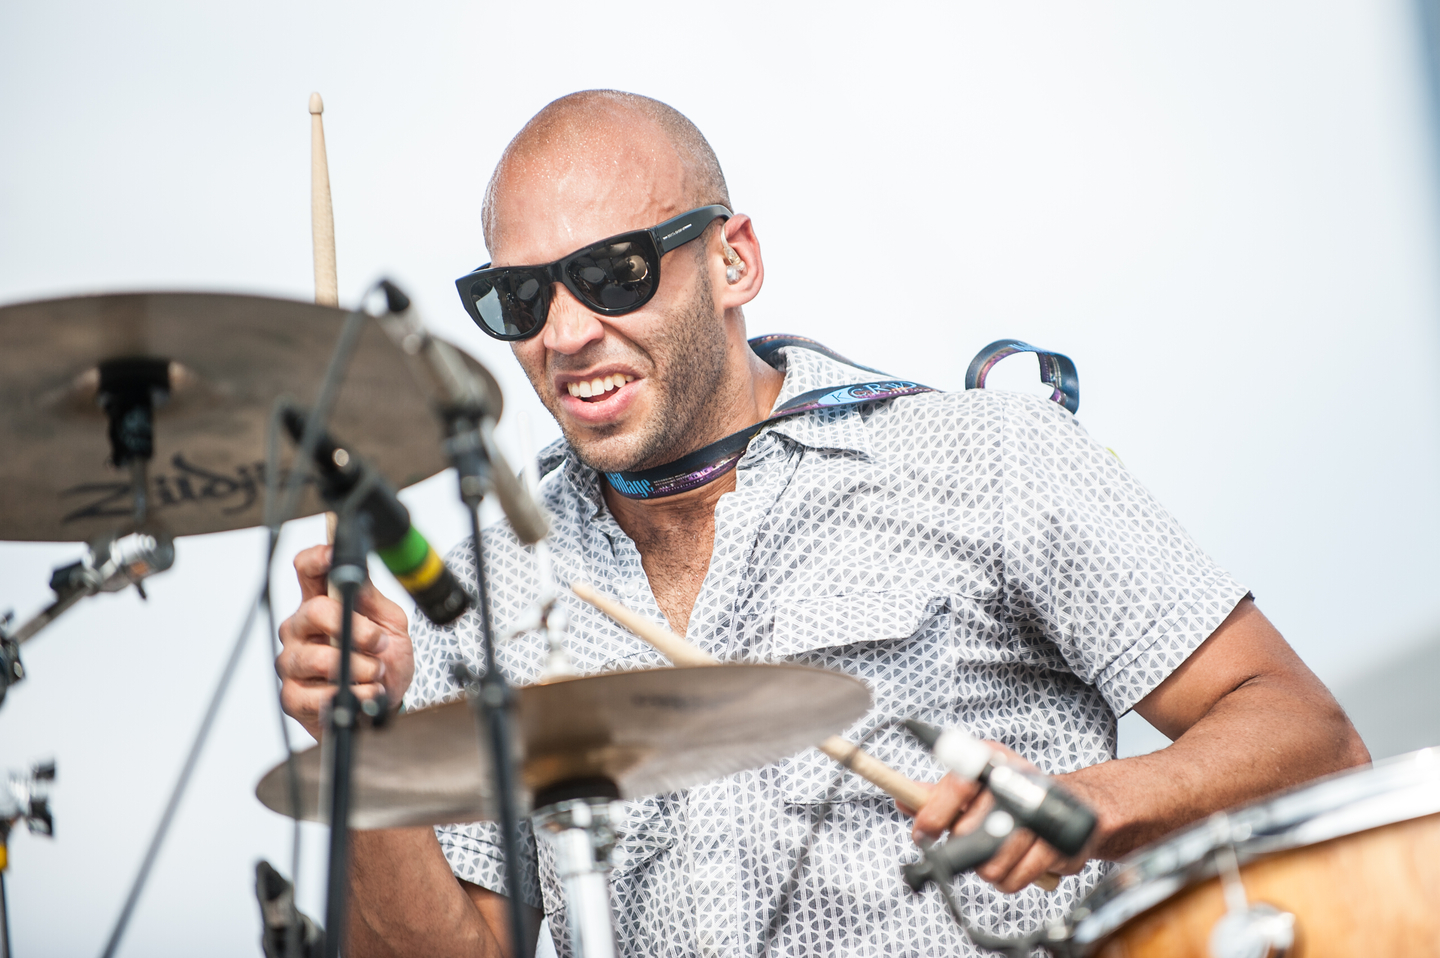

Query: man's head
[479,91,767,475]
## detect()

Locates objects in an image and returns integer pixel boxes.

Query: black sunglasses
[455,205,732,341]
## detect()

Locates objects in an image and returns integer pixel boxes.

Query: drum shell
[1094,811,1440,957]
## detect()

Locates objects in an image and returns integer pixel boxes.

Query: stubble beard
[532,267,735,475]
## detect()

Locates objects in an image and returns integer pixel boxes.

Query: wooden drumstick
[309,92,339,307]
[310,92,342,601]
[568,580,1062,891]
[568,581,930,808]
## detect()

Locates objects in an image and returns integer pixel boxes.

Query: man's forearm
[1066,674,1370,861]
[343,827,513,958]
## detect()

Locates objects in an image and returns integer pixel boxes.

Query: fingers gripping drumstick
[568,580,1062,892]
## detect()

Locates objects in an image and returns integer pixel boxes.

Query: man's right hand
[277,544,416,740]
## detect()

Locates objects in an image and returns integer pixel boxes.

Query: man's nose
[541,283,605,355]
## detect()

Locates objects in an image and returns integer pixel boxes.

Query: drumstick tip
[309,92,324,115]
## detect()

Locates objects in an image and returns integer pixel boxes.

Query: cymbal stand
[319,486,374,958]
[533,798,622,958]
[445,409,531,952]
[0,761,56,958]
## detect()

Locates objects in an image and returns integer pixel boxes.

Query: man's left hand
[902,742,1091,893]
[897,597,1369,895]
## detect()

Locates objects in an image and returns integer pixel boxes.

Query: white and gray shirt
[404,344,1248,958]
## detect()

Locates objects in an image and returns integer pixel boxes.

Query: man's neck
[600,345,783,635]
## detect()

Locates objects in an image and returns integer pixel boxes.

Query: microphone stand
[444,408,530,954]
[321,497,371,958]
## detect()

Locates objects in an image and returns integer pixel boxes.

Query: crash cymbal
[256,663,872,828]
[0,291,500,541]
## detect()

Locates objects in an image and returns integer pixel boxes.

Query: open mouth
[566,373,634,403]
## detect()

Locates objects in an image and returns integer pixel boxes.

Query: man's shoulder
[859,383,1082,453]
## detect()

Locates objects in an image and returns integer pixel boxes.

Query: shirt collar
[758,343,885,460]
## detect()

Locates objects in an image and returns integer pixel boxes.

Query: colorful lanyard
[604,335,934,500]
[964,339,1079,414]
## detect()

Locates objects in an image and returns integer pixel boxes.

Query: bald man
[277,91,1368,958]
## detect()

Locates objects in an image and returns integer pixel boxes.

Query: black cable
[98,585,263,958]
[98,295,377,958]
[757,720,900,958]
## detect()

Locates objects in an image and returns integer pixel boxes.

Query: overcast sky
[3,2,1440,955]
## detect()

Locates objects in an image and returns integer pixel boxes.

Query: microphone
[902,809,1015,891]
[374,280,550,545]
[904,719,1097,857]
[282,407,472,625]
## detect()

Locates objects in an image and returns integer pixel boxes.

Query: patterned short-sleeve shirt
[403,344,1248,958]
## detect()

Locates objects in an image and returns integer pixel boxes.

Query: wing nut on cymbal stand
[0,531,175,710]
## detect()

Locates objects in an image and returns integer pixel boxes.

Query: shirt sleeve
[402,541,545,910]
[996,393,1250,714]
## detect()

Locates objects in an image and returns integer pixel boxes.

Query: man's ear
[717,214,763,309]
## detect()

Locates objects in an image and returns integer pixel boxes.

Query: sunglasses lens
[466,271,547,338]
[567,240,655,311]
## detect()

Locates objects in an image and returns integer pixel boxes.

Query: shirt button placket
[686,780,742,958]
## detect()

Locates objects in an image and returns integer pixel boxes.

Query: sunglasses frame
[455,204,733,341]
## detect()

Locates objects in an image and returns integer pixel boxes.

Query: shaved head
[481,90,729,251]
[484,89,774,477]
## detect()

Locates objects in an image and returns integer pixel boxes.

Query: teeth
[566,375,635,399]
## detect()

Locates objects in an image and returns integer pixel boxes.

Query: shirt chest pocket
[762,589,946,661]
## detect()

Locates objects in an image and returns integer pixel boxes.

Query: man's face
[487,142,735,474]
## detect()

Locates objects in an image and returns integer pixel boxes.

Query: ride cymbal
[255,663,873,828]
[0,291,500,541]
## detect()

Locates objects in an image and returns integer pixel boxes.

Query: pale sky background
[3,2,1440,955]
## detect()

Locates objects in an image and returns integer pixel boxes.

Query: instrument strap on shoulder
[964,339,1080,414]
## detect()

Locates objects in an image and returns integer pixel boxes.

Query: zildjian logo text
[59,454,309,524]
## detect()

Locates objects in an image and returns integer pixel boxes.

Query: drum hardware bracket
[95,356,173,529]
[255,859,323,958]
[0,532,176,702]
[0,618,21,711]
[1209,843,1295,958]
[0,760,56,958]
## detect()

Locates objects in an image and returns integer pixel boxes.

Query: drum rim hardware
[1041,747,1440,956]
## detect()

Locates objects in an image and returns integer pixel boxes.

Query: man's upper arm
[1133,596,1346,742]
[460,879,543,958]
